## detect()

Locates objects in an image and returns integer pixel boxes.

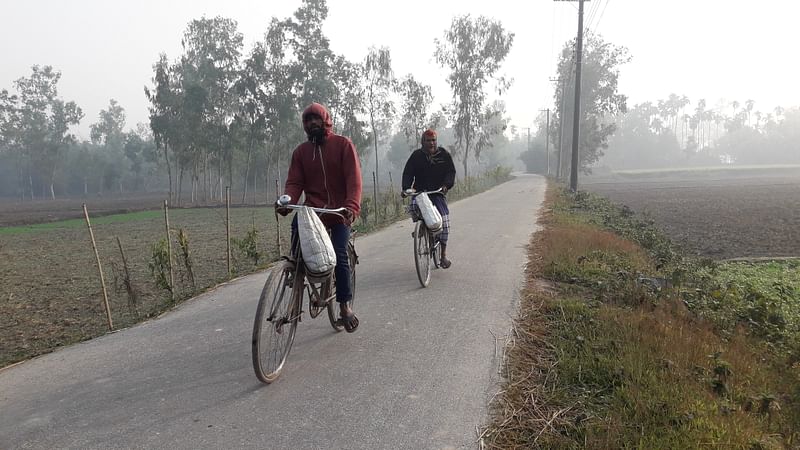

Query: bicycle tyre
[252,260,301,384]
[328,241,357,331]
[414,221,432,287]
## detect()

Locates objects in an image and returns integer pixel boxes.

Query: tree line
[0,0,516,203]
[519,32,800,174]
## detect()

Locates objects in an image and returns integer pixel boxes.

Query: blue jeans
[291,216,352,303]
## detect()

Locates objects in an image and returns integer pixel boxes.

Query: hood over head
[302,102,334,143]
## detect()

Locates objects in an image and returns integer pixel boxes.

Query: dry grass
[482,183,800,449]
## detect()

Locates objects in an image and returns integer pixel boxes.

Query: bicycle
[403,188,444,288]
[251,197,358,384]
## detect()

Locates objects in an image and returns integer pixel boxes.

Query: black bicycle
[251,198,358,384]
[403,188,444,287]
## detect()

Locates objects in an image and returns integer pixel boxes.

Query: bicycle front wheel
[328,241,357,331]
[413,221,432,287]
[252,260,301,384]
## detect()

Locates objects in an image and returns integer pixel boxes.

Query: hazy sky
[3,0,799,140]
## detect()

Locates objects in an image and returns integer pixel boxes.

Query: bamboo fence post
[274,179,282,256]
[163,200,175,300]
[82,204,113,331]
[372,171,378,225]
[226,186,232,277]
[115,236,137,312]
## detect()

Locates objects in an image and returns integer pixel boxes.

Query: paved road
[0,174,546,450]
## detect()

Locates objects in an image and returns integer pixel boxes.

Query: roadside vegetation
[484,182,799,449]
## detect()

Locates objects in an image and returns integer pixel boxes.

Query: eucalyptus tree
[285,0,338,109]
[260,18,302,193]
[90,99,128,193]
[0,89,22,198]
[234,43,270,203]
[10,65,83,200]
[434,15,514,178]
[328,55,369,161]
[145,54,180,202]
[362,46,395,187]
[123,124,158,192]
[397,74,433,148]
[552,33,629,174]
[179,16,244,202]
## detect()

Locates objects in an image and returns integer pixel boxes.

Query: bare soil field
[581,167,800,260]
[1,199,288,368]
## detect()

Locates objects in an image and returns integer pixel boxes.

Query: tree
[435,15,514,178]
[397,74,433,149]
[90,99,128,193]
[363,46,395,187]
[286,0,338,109]
[11,65,83,199]
[552,33,629,174]
[179,16,244,203]
[145,54,179,202]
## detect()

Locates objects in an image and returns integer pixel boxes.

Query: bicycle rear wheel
[252,260,301,384]
[328,241,357,331]
[413,221,432,287]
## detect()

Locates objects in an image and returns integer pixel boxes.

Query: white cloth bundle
[296,206,336,276]
[416,192,443,232]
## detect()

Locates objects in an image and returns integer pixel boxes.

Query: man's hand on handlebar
[441,186,448,194]
[274,201,291,216]
[401,188,416,198]
[343,208,355,223]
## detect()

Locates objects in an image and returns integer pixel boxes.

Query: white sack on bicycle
[416,192,443,232]
[296,206,336,276]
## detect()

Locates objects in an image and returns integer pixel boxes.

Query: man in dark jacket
[277,102,362,332]
[401,129,457,268]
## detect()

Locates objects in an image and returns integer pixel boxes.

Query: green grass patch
[0,210,164,235]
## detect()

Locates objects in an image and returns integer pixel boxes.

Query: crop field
[580,167,800,260]
[0,195,290,367]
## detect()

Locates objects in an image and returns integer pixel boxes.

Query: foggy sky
[2,0,798,140]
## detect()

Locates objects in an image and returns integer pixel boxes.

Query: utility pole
[525,127,531,152]
[556,0,588,191]
[550,76,567,180]
[539,109,551,175]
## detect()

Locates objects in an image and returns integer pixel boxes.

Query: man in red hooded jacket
[277,102,362,332]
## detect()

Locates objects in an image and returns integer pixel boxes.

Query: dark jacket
[285,103,362,227]
[401,147,456,192]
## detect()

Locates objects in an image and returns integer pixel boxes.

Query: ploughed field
[580,167,800,260]
[0,193,286,367]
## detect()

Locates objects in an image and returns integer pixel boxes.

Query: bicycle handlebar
[276,195,348,219]
[402,188,444,198]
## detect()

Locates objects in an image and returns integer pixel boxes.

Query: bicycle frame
[251,198,357,383]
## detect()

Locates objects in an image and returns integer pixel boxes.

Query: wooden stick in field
[226,186,231,277]
[163,200,175,301]
[82,204,113,331]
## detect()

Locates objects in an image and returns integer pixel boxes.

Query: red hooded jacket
[284,103,362,226]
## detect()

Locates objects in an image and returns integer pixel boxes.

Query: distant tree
[179,16,244,203]
[435,14,514,178]
[90,99,126,147]
[11,65,83,200]
[329,55,369,161]
[553,33,629,174]
[285,0,338,109]
[603,102,683,169]
[90,99,128,193]
[363,46,395,186]
[397,74,433,149]
[145,54,179,202]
